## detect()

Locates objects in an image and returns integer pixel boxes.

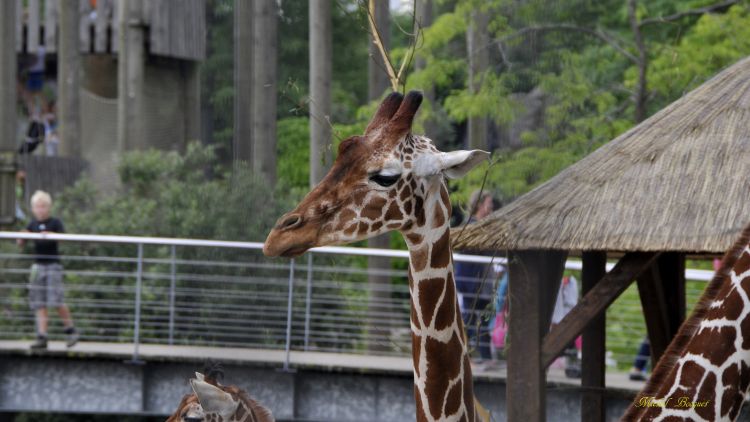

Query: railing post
[304,253,313,350]
[283,258,295,372]
[131,243,144,363]
[168,244,176,345]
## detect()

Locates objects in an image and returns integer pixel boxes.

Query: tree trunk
[367,0,392,353]
[466,8,489,151]
[309,0,333,187]
[628,0,648,124]
[0,0,17,225]
[415,0,440,144]
[233,0,253,165]
[251,0,278,185]
[59,0,82,157]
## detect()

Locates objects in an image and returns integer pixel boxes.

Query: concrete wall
[0,353,669,422]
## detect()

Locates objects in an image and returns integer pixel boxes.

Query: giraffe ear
[413,150,490,179]
[191,378,239,418]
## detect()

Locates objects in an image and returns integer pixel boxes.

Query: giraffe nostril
[278,214,303,230]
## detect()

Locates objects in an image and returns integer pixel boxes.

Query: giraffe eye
[369,173,400,187]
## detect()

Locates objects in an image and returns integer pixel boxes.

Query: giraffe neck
[404,192,475,422]
[627,229,750,422]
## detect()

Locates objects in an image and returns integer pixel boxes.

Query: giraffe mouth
[279,244,312,258]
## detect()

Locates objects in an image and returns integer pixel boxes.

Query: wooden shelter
[453,56,750,422]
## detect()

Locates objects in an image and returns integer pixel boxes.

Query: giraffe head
[177,372,274,422]
[263,91,489,257]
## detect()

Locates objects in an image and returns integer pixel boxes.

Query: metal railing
[0,232,715,371]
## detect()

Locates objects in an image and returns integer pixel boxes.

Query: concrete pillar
[233,0,253,164]
[59,0,82,157]
[0,0,17,225]
[184,61,202,148]
[117,0,145,152]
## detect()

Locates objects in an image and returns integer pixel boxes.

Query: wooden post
[581,251,607,422]
[309,0,332,187]
[637,252,685,366]
[59,0,82,157]
[233,0,253,164]
[507,250,567,422]
[0,0,17,226]
[116,0,145,152]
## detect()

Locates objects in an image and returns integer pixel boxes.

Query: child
[17,190,78,349]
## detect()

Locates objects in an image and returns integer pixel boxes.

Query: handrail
[0,231,715,280]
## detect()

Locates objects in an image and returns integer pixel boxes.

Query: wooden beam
[542,252,660,367]
[581,251,607,422]
[507,250,567,422]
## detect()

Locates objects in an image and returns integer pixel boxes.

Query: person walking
[17,190,78,349]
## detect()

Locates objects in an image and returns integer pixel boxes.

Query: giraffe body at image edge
[623,223,750,421]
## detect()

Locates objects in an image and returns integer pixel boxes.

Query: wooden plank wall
[148,0,206,61]
[15,0,205,61]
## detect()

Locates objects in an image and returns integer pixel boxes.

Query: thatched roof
[453,56,750,253]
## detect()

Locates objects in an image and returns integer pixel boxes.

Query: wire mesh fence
[0,232,714,373]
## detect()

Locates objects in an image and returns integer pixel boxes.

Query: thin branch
[365,0,399,91]
[639,0,739,27]
[496,24,640,64]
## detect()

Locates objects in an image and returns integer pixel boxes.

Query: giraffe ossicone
[264,90,490,421]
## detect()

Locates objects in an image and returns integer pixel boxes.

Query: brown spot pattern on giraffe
[415,390,428,422]
[406,232,423,245]
[385,201,403,221]
[433,204,445,228]
[444,381,462,416]
[411,245,429,272]
[695,372,716,420]
[722,363,742,418]
[689,326,736,366]
[672,360,704,399]
[344,223,357,236]
[417,278,445,327]
[434,274,457,331]
[357,221,370,236]
[415,196,426,226]
[371,221,383,231]
[707,288,744,321]
[361,196,387,220]
[336,208,356,230]
[424,332,463,419]
[412,331,421,377]
[431,230,451,269]
[404,199,413,215]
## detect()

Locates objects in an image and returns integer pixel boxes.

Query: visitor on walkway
[17,190,78,350]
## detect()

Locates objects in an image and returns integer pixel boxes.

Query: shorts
[28,263,65,310]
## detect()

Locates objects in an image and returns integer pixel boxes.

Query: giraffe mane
[622,221,750,420]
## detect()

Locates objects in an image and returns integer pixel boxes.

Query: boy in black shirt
[17,190,78,349]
